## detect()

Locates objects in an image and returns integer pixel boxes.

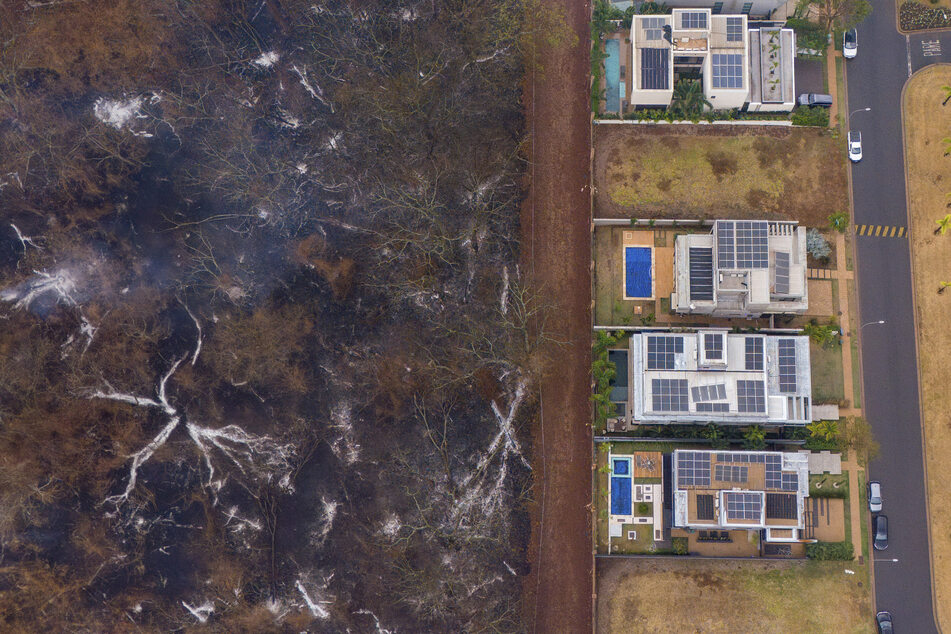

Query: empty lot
[596,557,872,633]
[593,124,849,227]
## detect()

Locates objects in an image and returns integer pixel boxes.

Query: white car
[844,29,858,59]
[848,130,862,163]
[868,480,882,513]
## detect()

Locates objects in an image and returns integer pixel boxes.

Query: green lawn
[810,340,846,405]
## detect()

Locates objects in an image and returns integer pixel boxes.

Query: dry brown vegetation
[593,124,850,226]
[597,558,873,633]
[903,64,951,632]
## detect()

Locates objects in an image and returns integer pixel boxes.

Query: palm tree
[936,213,951,235]
[943,84,951,106]
[807,420,838,442]
[939,281,951,294]
[742,425,766,451]
[669,80,711,119]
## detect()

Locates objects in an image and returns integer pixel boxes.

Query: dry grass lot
[593,124,849,226]
[596,558,873,634]
[903,64,951,632]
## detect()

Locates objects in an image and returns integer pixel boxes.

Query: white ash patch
[379,513,401,539]
[310,496,339,546]
[181,599,214,623]
[94,95,144,129]
[253,51,280,68]
[1,268,78,310]
[330,403,360,465]
[295,573,334,620]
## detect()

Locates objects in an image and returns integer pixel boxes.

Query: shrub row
[806,541,854,560]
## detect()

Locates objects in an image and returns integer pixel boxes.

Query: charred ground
[0,0,568,630]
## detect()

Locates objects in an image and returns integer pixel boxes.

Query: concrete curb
[594,119,793,126]
[899,63,948,634]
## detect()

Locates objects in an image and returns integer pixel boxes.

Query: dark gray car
[874,514,889,551]
[798,93,834,107]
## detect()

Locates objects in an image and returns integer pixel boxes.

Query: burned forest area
[0,0,568,630]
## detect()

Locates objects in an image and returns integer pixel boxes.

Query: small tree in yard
[807,419,838,442]
[742,425,767,450]
[942,84,951,106]
[806,228,832,260]
[797,0,871,33]
[669,80,710,119]
[939,281,951,294]
[828,210,849,233]
[935,213,951,235]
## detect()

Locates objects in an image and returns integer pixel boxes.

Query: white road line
[907,35,913,77]
[875,558,900,563]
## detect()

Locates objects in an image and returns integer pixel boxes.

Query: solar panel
[736,380,765,413]
[775,251,790,294]
[641,48,669,90]
[781,472,798,491]
[676,451,711,486]
[696,494,715,520]
[704,333,724,360]
[717,452,764,463]
[697,402,730,412]
[646,335,682,370]
[681,11,707,29]
[725,16,743,42]
[724,491,761,521]
[734,221,768,267]
[778,339,797,393]
[643,16,664,40]
[765,493,797,519]
[764,454,783,488]
[712,53,743,89]
[715,464,748,482]
[745,336,764,371]
[688,247,714,301]
[716,221,735,269]
[691,384,727,402]
[652,378,689,411]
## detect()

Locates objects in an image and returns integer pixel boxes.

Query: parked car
[876,611,893,633]
[868,480,883,512]
[798,93,834,107]
[844,28,858,59]
[874,514,889,551]
[848,131,863,163]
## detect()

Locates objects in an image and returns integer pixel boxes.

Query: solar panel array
[643,16,664,40]
[765,493,798,519]
[724,491,761,520]
[774,251,790,294]
[646,335,683,370]
[696,494,715,520]
[777,338,798,392]
[716,221,769,269]
[704,333,724,360]
[652,379,689,411]
[715,464,748,482]
[716,453,766,463]
[763,454,798,491]
[712,53,743,89]
[691,384,727,402]
[745,336,764,371]
[677,451,711,486]
[641,48,669,90]
[688,247,714,301]
[736,380,766,413]
[681,11,707,29]
[725,16,744,42]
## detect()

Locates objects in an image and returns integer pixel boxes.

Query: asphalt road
[846,2,940,631]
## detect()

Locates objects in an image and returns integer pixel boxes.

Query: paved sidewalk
[827,44,839,127]
[841,454,866,562]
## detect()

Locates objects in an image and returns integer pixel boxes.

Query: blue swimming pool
[625,246,652,298]
[611,476,632,515]
[612,458,629,475]
[605,39,620,113]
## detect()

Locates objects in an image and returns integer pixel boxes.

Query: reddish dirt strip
[520,0,593,631]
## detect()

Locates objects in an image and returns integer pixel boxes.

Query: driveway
[846,1,939,632]
[794,57,824,96]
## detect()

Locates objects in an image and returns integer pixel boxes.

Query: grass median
[903,64,951,632]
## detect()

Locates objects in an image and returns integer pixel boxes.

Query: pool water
[605,39,620,113]
[611,476,632,515]
[612,458,629,475]
[625,246,653,298]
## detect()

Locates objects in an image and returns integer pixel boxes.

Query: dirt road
[520,0,592,631]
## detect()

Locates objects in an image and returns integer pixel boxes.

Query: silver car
[848,131,863,163]
[844,29,858,59]
[868,480,882,513]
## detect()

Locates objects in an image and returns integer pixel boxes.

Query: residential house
[609,329,812,427]
[672,220,808,317]
[628,9,795,112]
[671,449,812,543]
